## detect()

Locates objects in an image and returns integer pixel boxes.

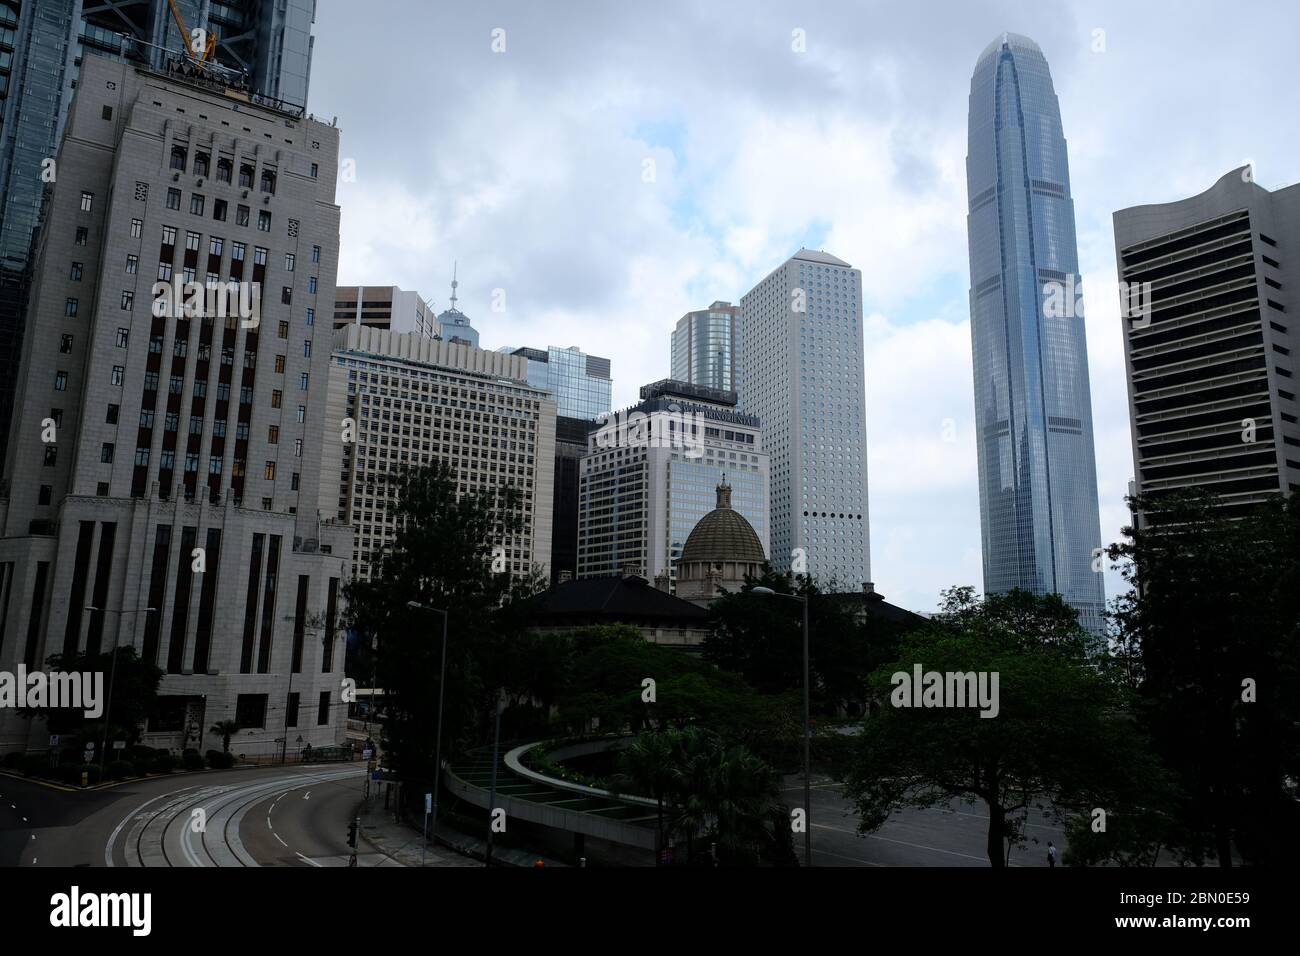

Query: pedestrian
[1047,841,1057,868]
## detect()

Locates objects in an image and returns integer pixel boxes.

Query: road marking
[104,785,201,867]
[267,817,273,829]
[303,792,311,800]
[812,822,996,864]
[811,847,885,866]
[296,852,322,867]
[275,834,288,847]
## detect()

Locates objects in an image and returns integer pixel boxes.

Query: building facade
[965,33,1105,634]
[0,0,317,467]
[0,56,348,757]
[333,285,438,338]
[671,300,740,393]
[1114,167,1300,518]
[501,345,612,420]
[322,324,556,583]
[578,379,768,588]
[674,481,768,606]
[549,415,592,585]
[738,249,870,589]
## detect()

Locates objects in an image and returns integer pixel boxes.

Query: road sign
[371,771,380,781]
[49,735,59,748]
[113,740,126,750]
[362,748,374,761]
[425,792,432,814]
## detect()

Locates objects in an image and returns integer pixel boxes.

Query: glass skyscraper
[503,345,612,420]
[671,301,740,393]
[965,33,1105,635]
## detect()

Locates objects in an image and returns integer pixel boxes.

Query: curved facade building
[965,33,1104,634]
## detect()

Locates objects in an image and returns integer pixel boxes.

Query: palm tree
[210,720,240,754]
[610,731,677,861]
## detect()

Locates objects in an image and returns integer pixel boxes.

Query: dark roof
[825,590,926,625]
[520,575,711,625]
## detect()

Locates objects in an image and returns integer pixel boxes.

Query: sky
[308,0,1300,614]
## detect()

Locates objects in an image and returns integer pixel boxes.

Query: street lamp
[85,605,157,784]
[750,586,812,867]
[407,600,448,853]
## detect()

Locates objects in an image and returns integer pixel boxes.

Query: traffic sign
[425,792,432,814]
[49,735,59,748]
[113,740,126,750]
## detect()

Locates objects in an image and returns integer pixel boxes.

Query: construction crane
[166,0,217,72]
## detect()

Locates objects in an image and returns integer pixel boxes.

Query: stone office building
[0,56,350,757]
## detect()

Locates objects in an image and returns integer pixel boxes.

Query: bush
[106,760,138,780]
[150,753,177,774]
[128,745,155,763]
[2,751,23,769]
[181,750,205,771]
[61,763,101,786]
[206,750,235,770]
[20,754,49,778]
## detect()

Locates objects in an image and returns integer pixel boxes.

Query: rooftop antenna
[449,261,459,311]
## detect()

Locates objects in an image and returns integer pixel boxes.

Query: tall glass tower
[965,33,1105,635]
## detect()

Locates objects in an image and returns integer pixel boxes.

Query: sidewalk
[357,795,566,868]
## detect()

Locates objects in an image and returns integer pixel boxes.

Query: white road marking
[303,792,311,800]
[296,852,322,867]
[812,821,999,864]
[267,817,273,829]
[275,834,288,847]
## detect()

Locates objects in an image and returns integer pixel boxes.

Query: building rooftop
[519,575,711,625]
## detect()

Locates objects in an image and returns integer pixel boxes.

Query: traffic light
[347,818,358,849]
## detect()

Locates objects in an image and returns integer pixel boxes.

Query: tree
[611,731,677,859]
[22,647,163,744]
[210,720,240,754]
[1108,491,1300,865]
[343,462,540,788]
[842,588,1168,866]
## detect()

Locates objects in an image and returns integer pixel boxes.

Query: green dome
[679,483,766,567]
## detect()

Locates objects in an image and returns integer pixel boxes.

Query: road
[790,774,1068,867]
[0,763,375,868]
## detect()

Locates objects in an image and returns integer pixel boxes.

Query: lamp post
[85,605,157,784]
[407,601,448,851]
[750,586,811,867]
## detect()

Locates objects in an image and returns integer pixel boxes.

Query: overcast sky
[308,0,1299,613]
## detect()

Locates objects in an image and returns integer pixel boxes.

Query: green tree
[23,647,163,744]
[210,719,240,754]
[1108,491,1300,866]
[842,588,1168,867]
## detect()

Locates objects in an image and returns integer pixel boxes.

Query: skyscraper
[965,33,1104,634]
[0,55,347,756]
[738,249,870,589]
[500,345,612,420]
[1114,167,1300,517]
[333,285,440,338]
[435,265,479,347]
[0,0,317,467]
[671,301,740,393]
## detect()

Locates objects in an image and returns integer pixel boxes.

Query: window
[157,262,172,281]
[107,404,120,424]
[116,328,129,348]
[164,412,178,432]
[144,372,160,391]
[121,290,134,310]
[311,245,321,264]
[239,385,253,404]
[310,163,319,180]
[189,415,203,435]
[284,253,295,272]
[126,254,138,274]
[185,231,201,252]
[209,456,223,475]
[149,335,164,354]
[137,409,152,428]
[135,448,151,467]
[303,340,311,358]
[257,210,271,232]
[101,443,114,463]
[169,147,186,172]
[169,375,183,394]
[306,307,314,326]
[160,450,174,469]
[189,194,204,216]
[174,339,187,358]
[130,219,142,238]
[268,425,279,444]
[76,227,88,245]
[271,389,282,409]
[239,165,254,188]
[232,242,246,262]
[194,153,210,177]
[54,371,67,391]
[60,333,74,353]
[102,105,113,121]
[281,287,292,305]
[209,236,223,257]
[111,365,124,386]
[217,383,230,401]
[185,454,199,473]
[161,225,177,246]
[44,446,57,466]
[262,497,273,511]
[193,381,207,398]
[49,408,63,428]
[264,461,276,480]
[80,191,93,212]
[213,199,227,222]
[217,159,232,183]
[296,405,305,423]
[243,350,256,369]
[253,247,267,266]
[70,261,82,281]
[293,438,302,458]
[65,298,78,317]
[300,373,309,389]
[277,320,289,339]
[274,354,286,373]
[212,419,226,438]
[317,691,330,726]
[260,170,276,194]
[236,423,250,441]
[166,188,181,210]
[308,276,317,294]
[39,485,52,506]
[236,205,250,227]
[291,472,300,491]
